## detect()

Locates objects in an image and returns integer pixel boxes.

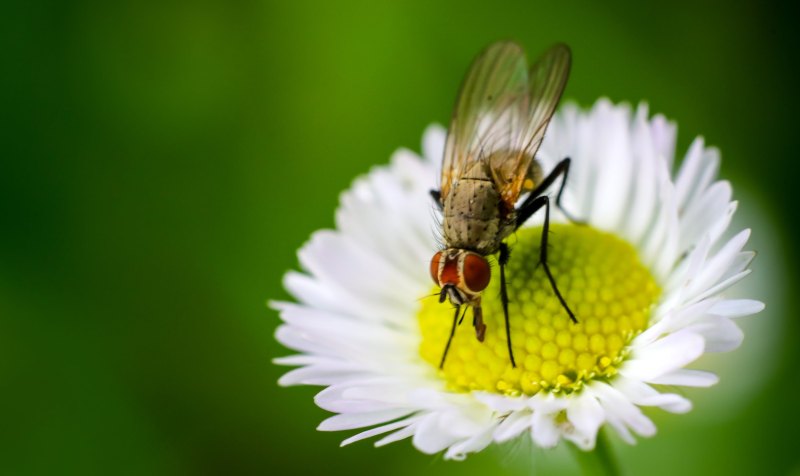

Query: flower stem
[569,429,621,476]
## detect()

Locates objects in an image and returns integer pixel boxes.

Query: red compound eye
[462,253,491,293]
[430,251,443,285]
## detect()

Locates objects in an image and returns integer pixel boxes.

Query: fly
[429,42,581,369]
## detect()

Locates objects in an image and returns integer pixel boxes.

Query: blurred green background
[1,1,797,474]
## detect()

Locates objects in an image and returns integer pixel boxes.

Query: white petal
[624,332,705,380]
[473,392,528,412]
[649,111,677,168]
[493,411,532,442]
[613,377,691,413]
[589,382,656,438]
[336,176,432,281]
[298,230,421,315]
[527,394,569,448]
[648,369,719,387]
[590,104,633,231]
[389,148,433,188]
[676,139,720,214]
[422,124,446,166]
[318,408,414,431]
[438,408,489,436]
[340,381,419,404]
[275,302,411,346]
[641,164,679,280]
[694,268,752,303]
[638,393,691,414]
[273,354,330,366]
[314,386,404,413]
[281,271,413,330]
[709,299,765,318]
[685,316,744,353]
[444,423,497,461]
[277,364,369,387]
[564,393,605,450]
[412,414,461,454]
[341,416,421,446]
[683,229,751,301]
[407,388,454,409]
[274,324,362,361]
[678,181,732,254]
[531,412,561,448]
[375,422,418,447]
[669,234,712,298]
[623,125,659,245]
[605,414,635,445]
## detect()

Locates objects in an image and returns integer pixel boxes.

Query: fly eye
[430,251,443,285]
[462,253,491,292]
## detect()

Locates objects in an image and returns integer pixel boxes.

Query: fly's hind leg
[514,195,577,323]
[522,158,584,226]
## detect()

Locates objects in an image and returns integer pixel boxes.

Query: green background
[1,1,797,474]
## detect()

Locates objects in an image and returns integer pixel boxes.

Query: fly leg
[439,305,461,369]
[472,300,486,342]
[429,190,443,211]
[521,158,584,226]
[498,243,516,367]
[514,195,578,323]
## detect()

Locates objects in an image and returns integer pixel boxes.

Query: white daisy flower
[273,99,764,461]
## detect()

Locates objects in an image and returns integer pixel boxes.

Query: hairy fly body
[430,42,580,369]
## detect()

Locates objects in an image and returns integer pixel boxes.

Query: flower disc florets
[419,224,659,395]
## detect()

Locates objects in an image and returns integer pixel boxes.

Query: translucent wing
[440,42,529,200]
[493,43,571,206]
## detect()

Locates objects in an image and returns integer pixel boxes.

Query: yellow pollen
[417,224,660,396]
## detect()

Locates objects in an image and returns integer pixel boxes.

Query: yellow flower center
[417,224,660,396]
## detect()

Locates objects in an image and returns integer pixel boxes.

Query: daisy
[273,99,763,461]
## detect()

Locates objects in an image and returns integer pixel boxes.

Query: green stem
[568,428,621,476]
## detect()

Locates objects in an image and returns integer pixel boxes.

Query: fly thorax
[442,162,510,254]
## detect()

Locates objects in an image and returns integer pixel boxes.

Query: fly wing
[492,43,571,207]
[440,42,529,201]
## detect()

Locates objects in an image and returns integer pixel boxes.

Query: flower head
[273,100,763,460]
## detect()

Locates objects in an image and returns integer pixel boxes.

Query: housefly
[429,42,579,369]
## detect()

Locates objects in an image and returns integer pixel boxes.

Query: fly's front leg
[519,158,584,227]
[440,305,461,369]
[498,243,516,367]
[515,195,578,323]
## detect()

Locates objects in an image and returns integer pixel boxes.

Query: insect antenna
[416,292,442,302]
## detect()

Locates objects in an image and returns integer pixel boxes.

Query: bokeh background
[2,1,798,474]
